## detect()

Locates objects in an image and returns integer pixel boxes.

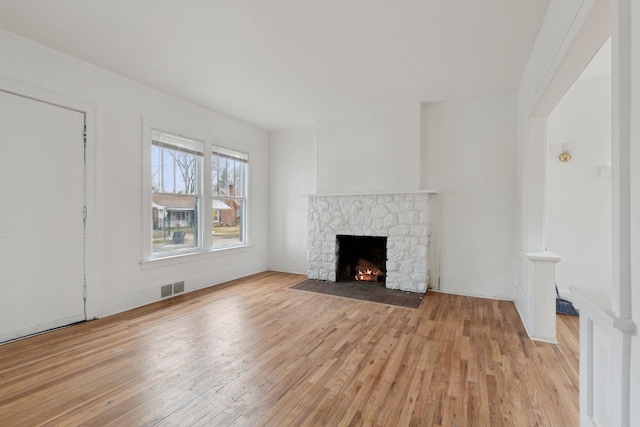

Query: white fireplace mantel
[305,189,438,197]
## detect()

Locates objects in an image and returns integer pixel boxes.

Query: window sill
[139,244,252,270]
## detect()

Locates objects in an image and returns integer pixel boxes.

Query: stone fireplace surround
[306,191,435,293]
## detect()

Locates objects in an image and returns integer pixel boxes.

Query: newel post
[526,251,561,342]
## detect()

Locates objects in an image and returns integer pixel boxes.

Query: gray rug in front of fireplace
[291,279,424,309]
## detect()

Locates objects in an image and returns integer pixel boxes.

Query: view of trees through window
[150,131,248,257]
[211,146,247,248]
[151,132,202,255]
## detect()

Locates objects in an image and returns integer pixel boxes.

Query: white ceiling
[0,0,549,131]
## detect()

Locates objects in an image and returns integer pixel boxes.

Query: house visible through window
[150,129,248,258]
[151,131,202,256]
[211,146,248,248]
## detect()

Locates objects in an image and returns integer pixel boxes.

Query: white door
[0,90,86,343]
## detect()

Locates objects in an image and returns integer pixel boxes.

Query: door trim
[0,76,97,326]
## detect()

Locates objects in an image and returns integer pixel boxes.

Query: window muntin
[211,146,248,248]
[151,131,203,257]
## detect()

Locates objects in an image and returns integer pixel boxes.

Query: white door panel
[0,90,85,342]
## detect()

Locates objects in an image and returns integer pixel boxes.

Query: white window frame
[211,145,248,250]
[141,117,250,264]
[151,130,204,258]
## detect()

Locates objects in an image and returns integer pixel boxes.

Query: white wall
[628,3,640,420]
[547,76,612,301]
[516,0,639,424]
[268,97,519,300]
[625,1,639,423]
[268,105,423,275]
[0,30,270,318]
[317,104,421,194]
[268,126,317,273]
[514,0,609,339]
[422,95,518,299]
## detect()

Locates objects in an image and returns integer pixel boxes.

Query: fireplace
[306,191,435,293]
[337,235,387,282]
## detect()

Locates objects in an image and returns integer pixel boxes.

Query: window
[151,131,203,256]
[148,127,249,259]
[211,146,248,248]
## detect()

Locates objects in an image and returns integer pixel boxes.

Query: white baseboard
[97,261,268,318]
[0,313,86,344]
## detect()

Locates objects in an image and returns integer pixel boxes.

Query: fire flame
[355,268,378,282]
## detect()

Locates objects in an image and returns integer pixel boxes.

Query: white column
[525,251,561,342]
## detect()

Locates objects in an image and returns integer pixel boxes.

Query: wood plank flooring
[0,271,579,426]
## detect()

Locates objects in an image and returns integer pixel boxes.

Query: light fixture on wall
[559,143,572,162]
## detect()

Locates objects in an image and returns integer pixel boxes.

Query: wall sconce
[559,143,572,162]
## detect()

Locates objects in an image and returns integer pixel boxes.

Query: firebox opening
[336,235,387,283]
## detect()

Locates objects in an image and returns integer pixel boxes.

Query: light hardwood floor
[0,271,579,426]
